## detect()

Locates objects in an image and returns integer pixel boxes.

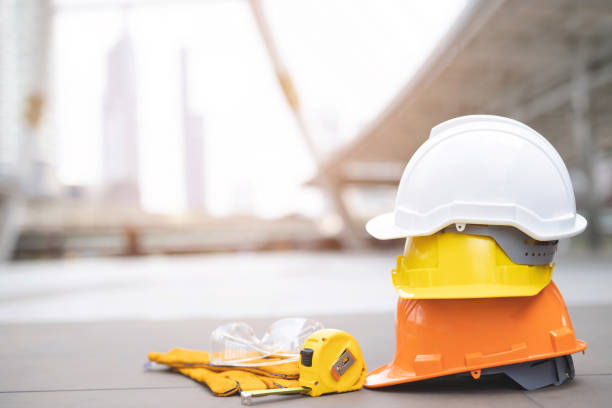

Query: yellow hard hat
[392,227,553,299]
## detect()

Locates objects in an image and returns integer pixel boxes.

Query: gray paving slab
[526,374,612,408]
[0,382,544,408]
[563,306,612,376]
[0,306,610,406]
[0,314,397,392]
[3,375,609,408]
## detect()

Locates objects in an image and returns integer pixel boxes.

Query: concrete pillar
[571,49,601,250]
[0,195,22,262]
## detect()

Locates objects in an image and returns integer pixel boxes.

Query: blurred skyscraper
[102,30,140,207]
[179,48,206,212]
[0,0,53,260]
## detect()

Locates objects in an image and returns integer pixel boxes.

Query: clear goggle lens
[209,317,324,367]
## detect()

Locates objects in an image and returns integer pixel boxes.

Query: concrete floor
[0,307,610,407]
[0,250,611,406]
[0,250,610,322]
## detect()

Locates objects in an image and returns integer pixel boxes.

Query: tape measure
[241,329,366,405]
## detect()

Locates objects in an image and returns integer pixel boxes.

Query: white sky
[51,0,468,216]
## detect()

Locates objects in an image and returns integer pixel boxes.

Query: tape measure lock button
[300,348,314,367]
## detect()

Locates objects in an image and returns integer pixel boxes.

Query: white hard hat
[366,115,587,241]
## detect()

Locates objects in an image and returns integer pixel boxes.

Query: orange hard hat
[365,281,586,388]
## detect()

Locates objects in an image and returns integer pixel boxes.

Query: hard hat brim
[572,213,589,238]
[366,212,588,241]
[364,347,586,388]
[365,212,407,240]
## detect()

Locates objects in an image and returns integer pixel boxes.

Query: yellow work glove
[147,348,300,397]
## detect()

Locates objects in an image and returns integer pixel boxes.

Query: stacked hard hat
[364,115,587,390]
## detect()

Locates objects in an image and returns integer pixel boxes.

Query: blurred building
[4,0,612,260]
[313,0,612,249]
[179,48,206,212]
[102,30,140,206]
[0,0,54,260]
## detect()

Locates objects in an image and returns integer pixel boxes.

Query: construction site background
[1,0,611,263]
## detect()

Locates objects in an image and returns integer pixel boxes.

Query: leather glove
[147,348,300,396]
